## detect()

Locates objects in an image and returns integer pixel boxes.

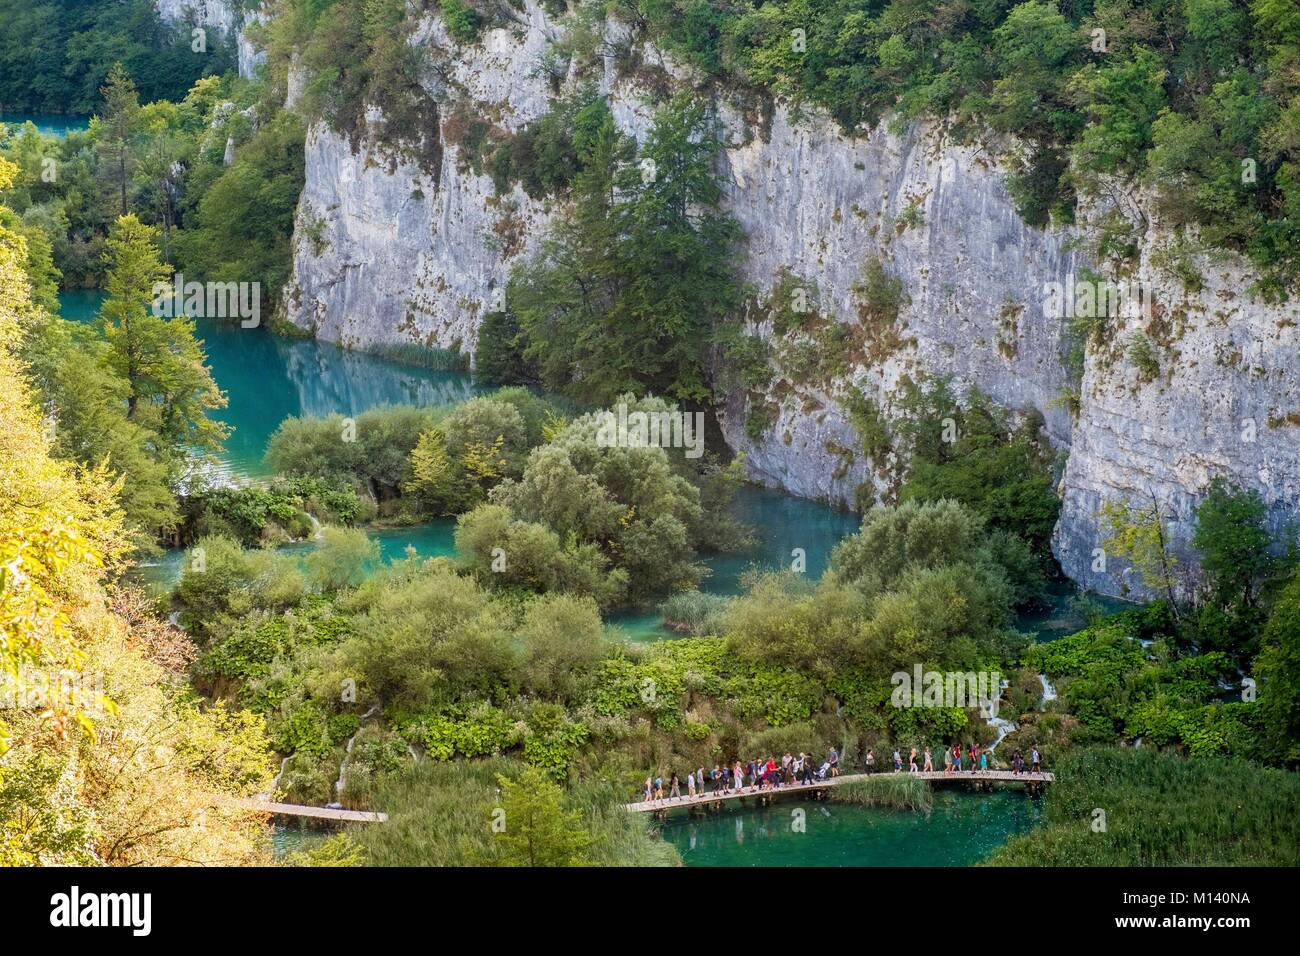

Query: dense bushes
[893,378,1061,568]
[456,395,749,607]
[184,476,360,546]
[266,404,437,501]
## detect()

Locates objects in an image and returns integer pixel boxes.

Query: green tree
[404,426,459,514]
[492,766,591,866]
[96,63,141,217]
[305,526,380,592]
[1193,480,1276,613]
[1256,571,1300,767]
[100,213,228,464]
[1102,494,1181,614]
[512,94,742,404]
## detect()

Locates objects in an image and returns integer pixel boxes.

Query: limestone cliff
[156,0,265,79]
[279,3,1300,598]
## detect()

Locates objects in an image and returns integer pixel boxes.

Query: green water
[0,113,90,137]
[63,290,860,604]
[271,824,333,860]
[659,789,1041,867]
[59,289,1116,643]
[608,487,861,640]
[59,291,479,483]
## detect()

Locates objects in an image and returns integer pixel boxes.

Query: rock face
[155,0,265,79]
[156,0,237,35]
[280,3,1300,598]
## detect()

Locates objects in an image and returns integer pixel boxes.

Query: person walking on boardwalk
[979,750,988,773]
[923,747,933,772]
[909,747,919,773]
[829,747,840,777]
[1012,749,1024,775]
[669,772,680,799]
[644,777,653,802]
[892,749,902,773]
[1031,747,1041,774]
[654,775,664,799]
[968,744,977,775]
[734,760,744,792]
[952,744,962,772]
[865,748,875,773]
[687,770,696,798]
[698,766,706,794]
[943,746,951,773]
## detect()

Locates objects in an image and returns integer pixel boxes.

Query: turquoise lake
[1,113,90,137]
[659,788,1042,867]
[61,290,1116,641]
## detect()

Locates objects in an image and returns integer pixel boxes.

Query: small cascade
[261,755,292,800]
[985,717,1017,754]
[307,513,323,541]
[1038,673,1057,705]
[984,678,1017,754]
[326,704,381,809]
[168,610,182,628]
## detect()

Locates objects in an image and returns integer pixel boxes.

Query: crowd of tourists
[642,745,1043,801]
[643,750,842,802]
[863,744,1042,776]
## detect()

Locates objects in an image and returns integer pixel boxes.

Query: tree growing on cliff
[1102,494,1182,616]
[510,93,742,405]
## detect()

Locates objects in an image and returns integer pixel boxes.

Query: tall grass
[348,758,680,866]
[830,774,932,811]
[658,590,731,635]
[984,747,1300,866]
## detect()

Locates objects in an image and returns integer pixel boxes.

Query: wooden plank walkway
[236,798,388,823]
[624,770,1054,813]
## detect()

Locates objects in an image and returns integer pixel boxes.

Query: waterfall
[307,513,323,541]
[1038,673,1057,705]
[326,704,381,809]
[985,717,1017,754]
[260,755,292,801]
[984,678,1017,754]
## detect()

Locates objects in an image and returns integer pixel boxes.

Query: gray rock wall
[280,2,1300,598]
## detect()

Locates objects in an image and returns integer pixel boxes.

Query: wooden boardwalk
[624,770,1053,813]
[236,798,388,823]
